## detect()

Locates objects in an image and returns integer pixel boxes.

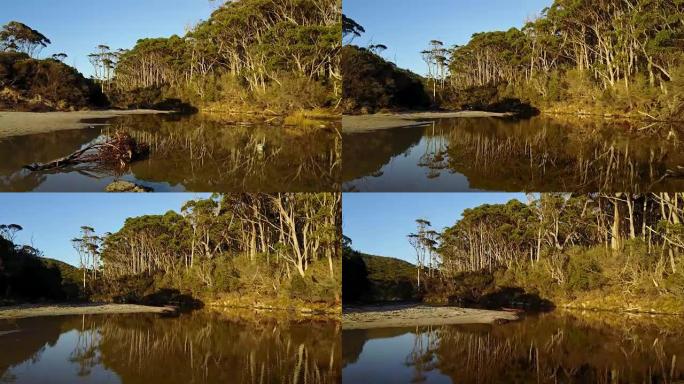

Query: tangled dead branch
[24,131,149,172]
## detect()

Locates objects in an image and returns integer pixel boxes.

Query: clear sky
[0,193,210,267]
[1,0,219,76]
[342,193,526,264]
[343,0,552,75]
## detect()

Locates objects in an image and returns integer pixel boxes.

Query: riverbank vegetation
[444,0,684,120]
[95,0,341,115]
[344,193,684,314]
[1,193,342,313]
[343,1,684,120]
[2,0,342,117]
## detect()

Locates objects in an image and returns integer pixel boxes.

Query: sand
[0,110,170,138]
[0,303,176,319]
[342,111,512,133]
[343,304,519,330]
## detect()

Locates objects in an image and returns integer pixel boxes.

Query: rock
[105,180,153,193]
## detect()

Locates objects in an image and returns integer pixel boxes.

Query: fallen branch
[24,131,149,172]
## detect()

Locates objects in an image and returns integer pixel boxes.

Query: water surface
[0,114,340,192]
[343,311,684,383]
[343,116,684,192]
[0,311,340,384]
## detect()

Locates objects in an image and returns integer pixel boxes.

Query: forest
[1,193,341,311]
[443,0,684,119]
[101,0,341,114]
[344,194,684,313]
[1,0,341,114]
[343,0,684,119]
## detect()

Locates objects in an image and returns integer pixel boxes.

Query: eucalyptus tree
[112,0,341,104]
[98,193,341,297]
[342,14,365,44]
[0,21,51,57]
[71,226,102,289]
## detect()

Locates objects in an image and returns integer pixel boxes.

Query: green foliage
[111,0,340,113]
[432,194,684,311]
[565,248,607,292]
[0,21,51,57]
[440,0,684,118]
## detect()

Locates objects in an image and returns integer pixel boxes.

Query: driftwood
[24,131,149,172]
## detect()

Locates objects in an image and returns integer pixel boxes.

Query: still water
[0,114,340,192]
[343,116,684,192]
[0,311,340,384]
[343,311,684,384]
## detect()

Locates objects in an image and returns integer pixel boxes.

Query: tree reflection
[2,312,340,384]
[397,312,684,383]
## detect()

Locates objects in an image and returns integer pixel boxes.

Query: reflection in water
[343,312,684,384]
[0,312,340,384]
[343,117,684,192]
[0,114,340,192]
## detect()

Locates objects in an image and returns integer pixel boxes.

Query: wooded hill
[341,45,431,113]
[407,194,684,313]
[344,0,684,119]
[105,0,341,113]
[0,224,82,303]
[2,193,342,310]
[1,0,342,114]
[0,51,107,111]
[342,237,419,303]
[437,0,684,118]
[74,193,341,309]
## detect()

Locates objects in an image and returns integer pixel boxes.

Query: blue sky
[344,0,552,75]
[343,193,526,264]
[1,0,218,76]
[0,193,209,267]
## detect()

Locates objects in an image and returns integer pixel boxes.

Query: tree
[0,224,23,244]
[342,14,365,44]
[408,219,437,288]
[368,44,388,55]
[51,53,68,62]
[0,21,51,57]
[71,226,101,289]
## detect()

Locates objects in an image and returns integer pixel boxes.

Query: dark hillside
[343,248,418,303]
[341,45,431,113]
[0,52,108,111]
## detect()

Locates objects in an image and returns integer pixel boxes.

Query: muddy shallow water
[342,310,684,384]
[343,116,684,192]
[0,114,340,192]
[0,311,340,384]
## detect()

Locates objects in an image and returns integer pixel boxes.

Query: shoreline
[0,303,176,319]
[342,303,519,330]
[207,296,341,318]
[0,109,171,139]
[342,111,512,133]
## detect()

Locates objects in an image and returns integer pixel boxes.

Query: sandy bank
[343,304,519,330]
[0,109,170,138]
[0,303,176,319]
[342,111,511,133]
